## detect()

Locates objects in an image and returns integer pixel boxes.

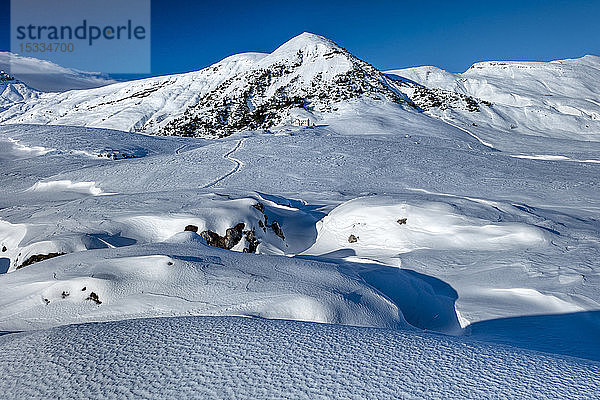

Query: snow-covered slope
[0,52,267,134]
[0,52,116,92]
[1,316,598,399]
[0,237,430,332]
[0,71,39,111]
[387,55,600,143]
[1,122,599,362]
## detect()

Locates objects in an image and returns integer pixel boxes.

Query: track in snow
[174,144,189,154]
[442,118,495,149]
[203,137,246,188]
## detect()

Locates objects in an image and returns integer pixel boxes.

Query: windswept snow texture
[0,316,598,400]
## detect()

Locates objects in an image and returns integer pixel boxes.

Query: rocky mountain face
[386,73,491,113]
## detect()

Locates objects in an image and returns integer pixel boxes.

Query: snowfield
[0,32,599,398]
[0,316,598,399]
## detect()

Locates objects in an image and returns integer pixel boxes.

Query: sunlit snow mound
[0,316,598,399]
[0,237,464,332]
[305,195,547,259]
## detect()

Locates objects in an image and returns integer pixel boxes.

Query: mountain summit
[161,32,405,137]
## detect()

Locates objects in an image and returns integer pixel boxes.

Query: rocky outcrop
[271,221,285,240]
[17,252,65,269]
[243,229,260,253]
[402,85,491,113]
[184,224,199,233]
[200,223,245,250]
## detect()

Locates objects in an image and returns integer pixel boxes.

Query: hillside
[0,71,39,112]
[387,55,600,143]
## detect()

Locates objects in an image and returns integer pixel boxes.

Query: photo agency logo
[10,0,151,74]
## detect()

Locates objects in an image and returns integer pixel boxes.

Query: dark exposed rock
[200,223,245,250]
[258,219,266,232]
[43,298,50,305]
[348,234,358,243]
[397,218,407,225]
[86,292,102,305]
[0,71,15,81]
[17,252,66,269]
[385,73,493,113]
[1,245,6,252]
[82,287,86,291]
[270,221,285,240]
[61,291,69,299]
[243,229,260,253]
[252,202,265,213]
[184,224,199,233]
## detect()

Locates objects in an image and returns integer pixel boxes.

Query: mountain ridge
[0,34,598,141]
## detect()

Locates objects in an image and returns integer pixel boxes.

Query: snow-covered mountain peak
[158,33,405,137]
[0,33,406,137]
[159,32,403,136]
[270,32,341,57]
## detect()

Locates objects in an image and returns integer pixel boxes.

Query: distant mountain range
[0,52,116,92]
[0,33,598,141]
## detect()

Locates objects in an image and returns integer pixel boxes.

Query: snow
[303,196,547,259]
[26,180,113,196]
[0,236,416,331]
[0,33,599,396]
[387,55,600,146]
[0,316,598,399]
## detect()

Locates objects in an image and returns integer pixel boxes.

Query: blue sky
[1,0,598,78]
